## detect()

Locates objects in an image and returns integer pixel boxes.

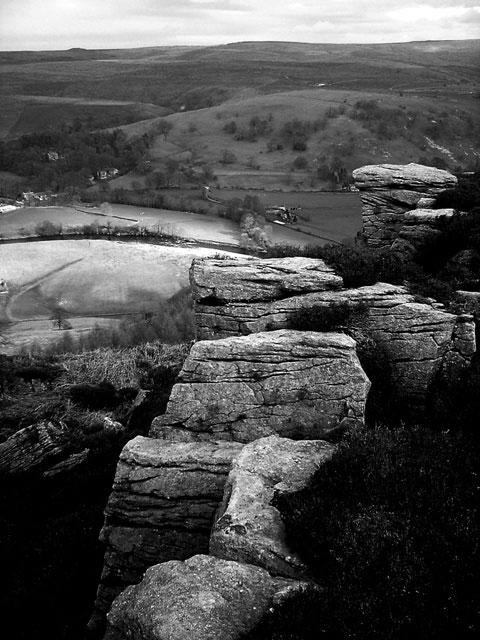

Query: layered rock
[0,421,86,477]
[90,437,243,634]
[190,276,475,408]
[192,256,343,340]
[150,330,370,442]
[104,554,319,640]
[210,436,336,578]
[190,256,343,304]
[352,163,457,248]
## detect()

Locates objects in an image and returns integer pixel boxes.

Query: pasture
[0,204,242,245]
[0,240,240,353]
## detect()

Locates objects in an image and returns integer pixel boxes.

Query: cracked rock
[150,330,370,442]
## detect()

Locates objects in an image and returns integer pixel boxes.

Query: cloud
[0,0,478,50]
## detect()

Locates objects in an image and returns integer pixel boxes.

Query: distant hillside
[0,40,478,138]
[108,85,479,187]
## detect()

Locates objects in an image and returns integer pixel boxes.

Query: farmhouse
[21,191,57,205]
[96,168,119,180]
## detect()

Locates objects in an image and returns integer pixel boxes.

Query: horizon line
[1,36,479,54]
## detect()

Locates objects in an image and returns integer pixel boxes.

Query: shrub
[434,172,480,212]
[34,220,62,236]
[220,149,237,165]
[223,120,237,135]
[276,425,480,640]
[293,156,309,170]
[289,301,368,332]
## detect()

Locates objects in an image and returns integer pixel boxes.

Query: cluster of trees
[223,114,274,142]
[0,119,172,193]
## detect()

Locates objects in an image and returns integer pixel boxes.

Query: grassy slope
[1,40,478,162]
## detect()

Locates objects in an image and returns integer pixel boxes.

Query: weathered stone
[190,282,475,408]
[0,421,71,476]
[190,256,343,304]
[194,282,413,340]
[150,330,370,442]
[455,290,480,315]
[402,208,456,223]
[352,163,457,190]
[104,554,318,640]
[42,449,89,478]
[210,435,335,578]
[103,417,125,434]
[396,224,442,251]
[352,163,457,248]
[416,197,436,208]
[90,436,243,634]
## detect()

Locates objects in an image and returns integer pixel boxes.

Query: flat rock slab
[90,437,243,634]
[190,256,343,304]
[150,330,370,442]
[104,554,316,640]
[352,163,457,190]
[210,435,336,578]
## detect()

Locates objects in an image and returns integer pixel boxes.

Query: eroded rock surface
[192,256,343,340]
[104,554,317,640]
[0,421,77,476]
[191,281,475,408]
[210,435,335,578]
[90,436,242,634]
[150,330,370,442]
[191,256,343,305]
[352,163,457,248]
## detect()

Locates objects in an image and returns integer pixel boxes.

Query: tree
[50,305,71,330]
[156,120,173,141]
[220,149,237,165]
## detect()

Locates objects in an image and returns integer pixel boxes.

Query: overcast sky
[0,0,479,51]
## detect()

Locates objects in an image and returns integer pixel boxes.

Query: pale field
[1,239,240,316]
[0,239,242,353]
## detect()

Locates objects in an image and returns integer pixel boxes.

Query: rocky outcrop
[210,436,336,578]
[352,163,457,248]
[90,437,243,634]
[0,421,84,477]
[455,290,480,315]
[104,554,319,640]
[189,276,475,408]
[191,256,343,304]
[150,330,370,442]
[192,256,342,340]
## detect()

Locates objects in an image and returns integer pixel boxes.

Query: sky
[0,0,479,51]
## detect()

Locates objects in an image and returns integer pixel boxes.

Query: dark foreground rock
[0,421,84,477]
[150,330,370,442]
[210,436,336,578]
[104,554,318,640]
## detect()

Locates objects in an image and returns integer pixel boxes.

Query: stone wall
[352,163,457,248]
